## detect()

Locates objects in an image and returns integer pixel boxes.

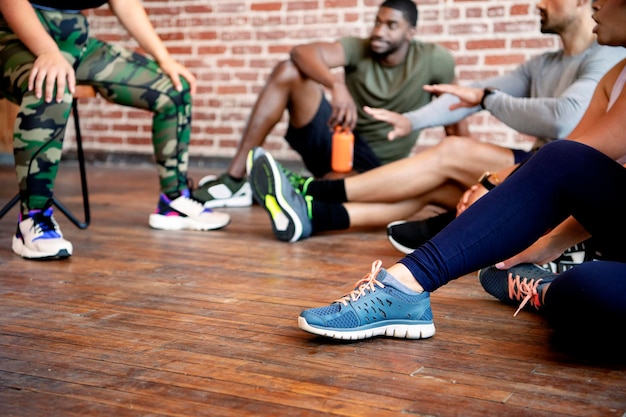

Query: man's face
[369,6,414,58]
[592,0,626,46]
[535,0,578,34]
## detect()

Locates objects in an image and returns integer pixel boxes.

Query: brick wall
[72,0,559,162]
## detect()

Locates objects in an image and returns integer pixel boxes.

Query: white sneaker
[193,173,252,208]
[12,207,73,260]
[149,190,231,231]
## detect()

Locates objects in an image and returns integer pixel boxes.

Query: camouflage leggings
[0,9,192,213]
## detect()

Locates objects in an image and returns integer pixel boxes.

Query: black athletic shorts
[284,97,382,178]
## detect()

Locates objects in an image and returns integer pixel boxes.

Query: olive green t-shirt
[340,37,456,163]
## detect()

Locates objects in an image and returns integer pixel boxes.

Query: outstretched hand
[423,84,485,110]
[363,106,411,140]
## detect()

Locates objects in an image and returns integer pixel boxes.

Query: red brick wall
[72,0,559,162]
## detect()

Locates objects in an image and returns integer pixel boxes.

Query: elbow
[551,122,577,139]
[550,100,587,138]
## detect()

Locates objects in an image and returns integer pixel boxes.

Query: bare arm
[496,217,592,270]
[290,41,346,89]
[566,59,626,159]
[290,41,356,129]
[108,0,196,94]
[0,0,76,102]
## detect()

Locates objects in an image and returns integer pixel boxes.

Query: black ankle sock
[311,201,350,233]
[306,179,347,203]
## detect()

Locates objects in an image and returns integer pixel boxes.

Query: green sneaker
[192,173,252,208]
[248,151,313,242]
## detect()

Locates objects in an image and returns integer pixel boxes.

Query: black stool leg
[0,193,20,219]
[52,98,90,229]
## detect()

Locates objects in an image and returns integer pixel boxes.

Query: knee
[436,135,475,161]
[17,91,73,128]
[539,139,575,156]
[533,140,596,167]
[267,59,302,86]
[153,77,192,113]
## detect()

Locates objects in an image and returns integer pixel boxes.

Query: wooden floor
[1,161,625,417]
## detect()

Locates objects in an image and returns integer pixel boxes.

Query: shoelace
[508,273,544,317]
[336,260,385,306]
[28,208,60,236]
[280,165,311,194]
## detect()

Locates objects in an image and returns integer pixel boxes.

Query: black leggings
[400,140,626,330]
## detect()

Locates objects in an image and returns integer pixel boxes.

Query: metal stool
[0,85,96,229]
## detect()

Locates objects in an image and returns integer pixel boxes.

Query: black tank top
[30,1,108,11]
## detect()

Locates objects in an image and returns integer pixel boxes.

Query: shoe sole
[202,193,252,209]
[246,147,266,206]
[298,316,435,340]
[250,153,307,242]
[11,236,72,260]
[148,214,230,231]
[386,221,414,255]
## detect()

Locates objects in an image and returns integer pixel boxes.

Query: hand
[456,184,488,216]
[363,106,411,140]
[328,83,358,130]
[157,57,197,95]
[28,49,76,103]
[495,235,565,270]
[423,84,485,110]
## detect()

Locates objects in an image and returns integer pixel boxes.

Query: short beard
[370,40,403,60]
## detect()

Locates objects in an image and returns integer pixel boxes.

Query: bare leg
[345,136,516,203]
[345,181,463,227]
[225,60,325,178]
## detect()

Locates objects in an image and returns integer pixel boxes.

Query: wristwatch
[478,171,499,190]
[480,87,498,109]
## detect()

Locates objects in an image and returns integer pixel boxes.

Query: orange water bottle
[331,126,354,173]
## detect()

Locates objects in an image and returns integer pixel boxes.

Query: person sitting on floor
[245,0,625,246]
[191,0,465,209]
[296,0,626,342]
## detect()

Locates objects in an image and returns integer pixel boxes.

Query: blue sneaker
[298,260,436,340]
[248,151,312,242]
[478,263,557,316]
